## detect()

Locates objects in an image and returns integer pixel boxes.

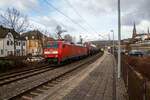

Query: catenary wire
[44,0,90,33]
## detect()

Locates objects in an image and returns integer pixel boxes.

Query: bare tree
[80,35,83,44]
[40,30,49,52]
[56,25,67,40]
[64,34,73,42]
[0,8,28,33]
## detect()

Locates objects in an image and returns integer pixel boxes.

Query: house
[0,28,14,57]
[22,30,54,56]
[15,36,27,56]
[0,26,27,57]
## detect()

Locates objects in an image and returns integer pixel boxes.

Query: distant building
[0,26,27,57]
[131,23,150,43]
[122,23,150,51]
[22,30,55,56]
[90,40,114,49]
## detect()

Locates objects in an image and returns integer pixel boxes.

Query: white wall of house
[0,31,27,57]
[15,40,27,56]
[15,40,21,56]
[22,40,27,56]
[0,39,4,57]
[0,32,27,57]
[3,32,14,57]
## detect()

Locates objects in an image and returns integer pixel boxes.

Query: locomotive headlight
[52,51,58,54]
[44,51,49,54]
[44,51,58,54]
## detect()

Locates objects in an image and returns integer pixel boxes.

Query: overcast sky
[0,0,150,42]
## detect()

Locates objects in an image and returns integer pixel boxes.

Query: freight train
[42,41,99,63]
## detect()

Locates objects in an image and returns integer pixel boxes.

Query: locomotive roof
[47,41,86,47]
[47,41,71,44]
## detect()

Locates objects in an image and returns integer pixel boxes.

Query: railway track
[0,63,49,78]
[0,66,57,86]
[0,53,102,100]
[0,61,77,86]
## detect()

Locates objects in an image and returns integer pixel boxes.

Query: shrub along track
[0,53,102,100]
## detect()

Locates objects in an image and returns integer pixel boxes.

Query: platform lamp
[110,30,114,55]
[118,0,121,79]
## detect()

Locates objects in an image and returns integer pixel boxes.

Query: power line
[64,0,91,30]
[44,0,89,33]
[64,0,105,39]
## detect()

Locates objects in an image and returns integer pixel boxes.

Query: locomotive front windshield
[47,43,59,48]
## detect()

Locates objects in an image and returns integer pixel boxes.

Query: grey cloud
[0,0,40,11]
[31,15,78,33]
[121,0,150,26]
[72,0,117,15]
[71,0,150,26]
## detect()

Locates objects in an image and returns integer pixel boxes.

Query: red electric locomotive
[42,41,88,63]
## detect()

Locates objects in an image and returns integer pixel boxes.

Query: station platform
[36,53,128,100]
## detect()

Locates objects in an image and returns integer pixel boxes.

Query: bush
[0,60,12,72]
[6,56,27,68]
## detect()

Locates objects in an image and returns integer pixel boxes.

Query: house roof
[22,30,48,40]
[0,25,26,40]
[0,26,11,38]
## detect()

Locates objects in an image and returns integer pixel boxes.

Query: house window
[32,36,34,39]
[23,42,25,46]
[26,36,28,40]
[32,42,34,47]
[8,34,12,38]
[16,41,18,46]
[22,49,25,55]
[18,42,20,46]
[8,51,13,56]
[0,50,3,55]
[7,41,9,46]
[10,51,13,55]
[32,49,34,53]
[16,49,19,54]
[11,41,13,45]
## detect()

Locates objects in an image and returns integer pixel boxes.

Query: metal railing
[121,60,150,100]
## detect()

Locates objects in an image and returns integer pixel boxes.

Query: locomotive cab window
[47,43,59,48]
[63,44,66,48]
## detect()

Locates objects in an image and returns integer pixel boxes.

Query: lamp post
[99,34,107,51]
[111,30,115,55]
[118,0,121,78]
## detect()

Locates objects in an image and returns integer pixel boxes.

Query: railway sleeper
[22,95,33,100]
[30,92,40,96]
[42,85,51,89]
[36,88,46,92]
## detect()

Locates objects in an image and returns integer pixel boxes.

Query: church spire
[132,22,136,39]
